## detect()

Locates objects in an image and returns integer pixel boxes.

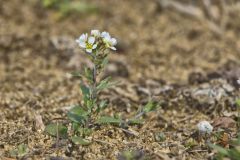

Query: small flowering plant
[45,30,158,145]
[69,30,118,127]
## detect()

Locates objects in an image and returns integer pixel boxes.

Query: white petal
[79,42,86,48]
[110,46,116,50]
[92,44,98,49]
[88,36,95,44]
[86,48,92,53]
[91,30,100,36]
[111,38,117,45]
[80,33,88,41]
[103,36,111,43]
[101,31,110,38]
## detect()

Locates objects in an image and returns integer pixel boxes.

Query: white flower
[101,31,110,38]
[237,79,240,85]
[91,30,101,37]
[101,31,117,50]
[197,121,213,134]
[76,33,98,53]
[76,33,88,48]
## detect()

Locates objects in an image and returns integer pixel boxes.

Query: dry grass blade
[118,127,139,137]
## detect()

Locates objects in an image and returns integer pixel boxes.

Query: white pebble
[197,121,213,134]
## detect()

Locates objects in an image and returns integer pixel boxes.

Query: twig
[93,138,115,146]
[118,127,139,137]
[188,149,208,153]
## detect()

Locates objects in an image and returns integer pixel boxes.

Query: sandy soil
[1,0,240,159]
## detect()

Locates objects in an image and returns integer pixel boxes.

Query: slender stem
[92,62,97,100]
[90,56,97,114]
[92,64,97,99]
[86,59,97,126]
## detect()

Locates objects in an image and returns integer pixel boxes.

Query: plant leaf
[45,123,68,138]
[143,101,158,113]
[17,144,28,157]
[97,116,123,125]
[78,127,93,136]
[97,77,119,92]
[101,57,109,68]
[155,132,166,142]
[228,148,240,160]
[67,105,88,124]
[209,143,228,155]
[80,84,90,98]
[84,67,93,82]
[127,118,144,125]
[96,100,108,113]
[71,136,91,145]
[9,144,28,157]
[42,0,59,8]
[9,149,18,157]
[236,99,240,107]
[97,77,111,91]
[69,105,88,115]
[67,1,97,13]
[71,71,82,78]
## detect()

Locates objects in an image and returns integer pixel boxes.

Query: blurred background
[1,0,240,85]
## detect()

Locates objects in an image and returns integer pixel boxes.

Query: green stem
[90,56,97,114]
[92,64,97,100]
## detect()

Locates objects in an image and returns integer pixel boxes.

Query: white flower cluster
[197,121,213,134]
[76,30,117,54]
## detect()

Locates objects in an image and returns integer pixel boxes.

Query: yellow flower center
[86,43,93,49]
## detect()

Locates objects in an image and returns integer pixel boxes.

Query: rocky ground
[1,0,240,159]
